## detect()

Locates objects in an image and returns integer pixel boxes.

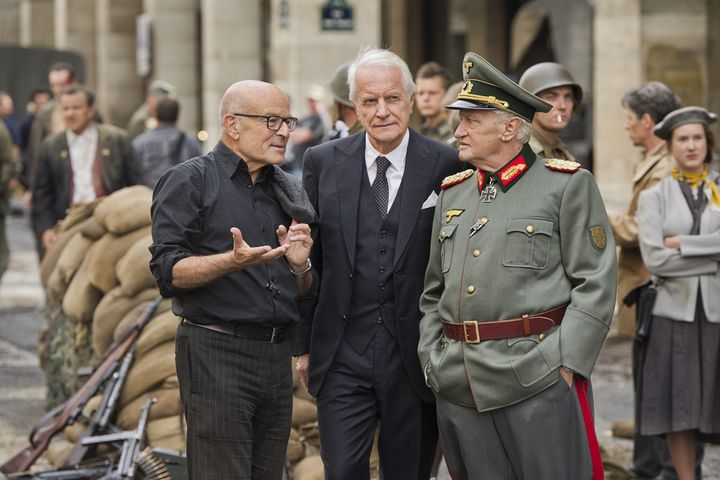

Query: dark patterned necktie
[372,156,391,219]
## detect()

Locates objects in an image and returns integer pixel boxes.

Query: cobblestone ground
[0,213,718,478]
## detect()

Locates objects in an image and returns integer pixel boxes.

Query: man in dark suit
[32,85,139,254]
[295,48,462,480]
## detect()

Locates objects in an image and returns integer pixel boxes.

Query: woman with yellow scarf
[636,106,720,480]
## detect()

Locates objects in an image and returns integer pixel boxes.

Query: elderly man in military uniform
[418,52,617,480]
[519,62,581,162]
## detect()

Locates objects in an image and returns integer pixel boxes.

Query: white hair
[347,47,416,103]
[494,110,533,144]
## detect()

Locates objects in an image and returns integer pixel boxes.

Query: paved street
[0,212,718,478]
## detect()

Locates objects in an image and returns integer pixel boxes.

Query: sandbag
[298,422,320,448]
[93,186,152,235]
[112,298,169,343]
[149,433,186,451]
[293,455,324,480]
[287,428,304,462]
[62,395,102,443]
[294,376,314,403]
[56,200,101,234]
[116,234,155,297]
[136,310,180,357]
[46,439,74,467]
[116,387,181,430]
[40,217,91,287]
[291,397,317,428]
[62,242,102,324]
[120,342,176,405]
[79,217,106,240]
[89,226,151,293]
[146,415,184,440]
[46,232,94,305]
[92,288,159,356]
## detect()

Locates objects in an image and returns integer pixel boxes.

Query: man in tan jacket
[611,82,704,480]
[611,82,679,337]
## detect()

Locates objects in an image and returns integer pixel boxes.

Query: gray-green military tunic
[418,144,617,412]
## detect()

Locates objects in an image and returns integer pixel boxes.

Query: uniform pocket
[439,224,458,274]
[426,337,449,393]
[508,336,553,387]
[503,218,554,269]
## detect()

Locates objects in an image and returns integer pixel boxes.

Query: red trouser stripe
[574,378,604,480]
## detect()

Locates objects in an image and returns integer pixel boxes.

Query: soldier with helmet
[327,62,363,140]
[519,62,582,162]
[418,52,617,479]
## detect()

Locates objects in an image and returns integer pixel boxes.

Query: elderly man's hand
[230,226,287,267]
[278,221,313,272]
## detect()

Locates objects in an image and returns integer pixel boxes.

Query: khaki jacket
[608,143,672,335]
[418,146,617,411]
[528,133,575,162]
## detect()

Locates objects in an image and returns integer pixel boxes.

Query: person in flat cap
[519,62,581,163]
[418,52,617,480]
[635,106,720,480]
[126,79,177,140]
[327,62,363,140]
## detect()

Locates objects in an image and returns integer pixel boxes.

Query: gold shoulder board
[544,158,581,173]
[441,169,475,190]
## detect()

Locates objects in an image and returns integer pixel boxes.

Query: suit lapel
[394,131,435,267]
[335,134,365,270]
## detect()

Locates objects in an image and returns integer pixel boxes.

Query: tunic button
[467,285,475,294]
[538,333,545,341]
[473,250,480,257]
[526,225,535,234]
[440,231,447,240]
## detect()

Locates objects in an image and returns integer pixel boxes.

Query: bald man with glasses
[150,80,317,480]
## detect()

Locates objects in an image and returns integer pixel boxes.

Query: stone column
[593,0,642,212]
[709,0,720,141]
[55,0,97,90]
[0,0,22,45]
[201,0,263,145]
[19,0,54,48]
[143,0,200,135]
[466,0,507,72]
[95,0,144,127]
[269,0,381,119]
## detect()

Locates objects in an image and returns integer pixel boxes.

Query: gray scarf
[269,166,318,225]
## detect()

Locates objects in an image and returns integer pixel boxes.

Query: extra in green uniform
[418,144,617,410]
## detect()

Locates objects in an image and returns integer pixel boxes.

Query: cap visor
[446,99,499,111]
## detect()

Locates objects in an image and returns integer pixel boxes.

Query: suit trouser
[631,339,704,479]
[316,325,438,480]
[175,322,293,480]
[0,213,7,283]
[436,378,602,480]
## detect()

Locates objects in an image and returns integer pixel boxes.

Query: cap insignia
[463,62,473,75]
[544,158,580,173]
[441,169,475,190]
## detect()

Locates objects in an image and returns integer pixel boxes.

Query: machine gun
[1,298,163,475]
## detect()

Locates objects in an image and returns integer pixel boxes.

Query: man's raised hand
[230,227,287,268]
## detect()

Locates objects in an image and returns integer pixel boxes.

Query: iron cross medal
[479,176,497,203]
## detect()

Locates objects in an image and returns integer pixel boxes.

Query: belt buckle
[270,327,284,344]
[463,321,480,344]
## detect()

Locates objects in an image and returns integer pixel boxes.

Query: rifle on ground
[1,297,163,475]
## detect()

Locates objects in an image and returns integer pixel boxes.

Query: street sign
[321,0,353,31]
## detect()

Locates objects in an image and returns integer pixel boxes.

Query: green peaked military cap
[447,52,552,122]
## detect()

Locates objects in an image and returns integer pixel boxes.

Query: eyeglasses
[232,113,298,132]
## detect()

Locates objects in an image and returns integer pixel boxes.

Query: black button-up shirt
[149,141,302,327]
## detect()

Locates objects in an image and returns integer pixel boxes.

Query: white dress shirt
[364,129,409,213]
[66,125,99,204]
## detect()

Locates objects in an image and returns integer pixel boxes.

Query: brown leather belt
[441,305,567,343]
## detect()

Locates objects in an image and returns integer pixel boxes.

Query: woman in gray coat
[637,106,720,480]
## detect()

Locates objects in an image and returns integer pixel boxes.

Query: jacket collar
[632,141,668,184]
[477,143,536,193]
[214,140,271,181]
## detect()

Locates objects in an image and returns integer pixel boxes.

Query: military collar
[477,144,536,193]
[214,140,271,182]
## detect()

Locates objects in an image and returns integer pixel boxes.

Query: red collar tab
[477,145,536,193]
